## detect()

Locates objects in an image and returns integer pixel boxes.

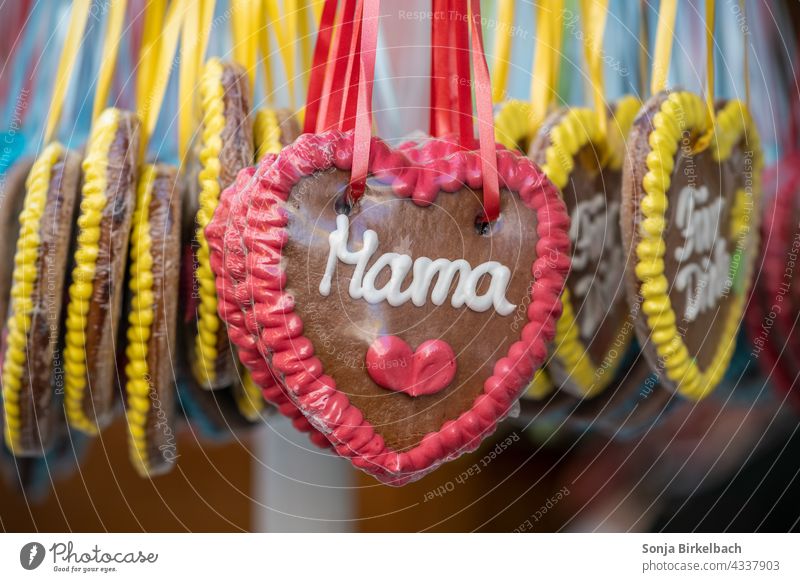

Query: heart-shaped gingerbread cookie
[528,99,640,398]
[622,92,762,400]
[207,132,569,483]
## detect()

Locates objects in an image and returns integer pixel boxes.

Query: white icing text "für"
[673,185,731,322]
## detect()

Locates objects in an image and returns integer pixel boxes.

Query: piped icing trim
[233,106,289,419]
[494,101,551,400]
[494,100,535,151]
[606,96,641,171]
[124,164,158,475]
[234,373,264,422]
[243,108,285,419]
[756,155,800,396]
[206,131,570,483]
[747,159,798,404]
[1,143,62,452]
[212,156,329,447]
[634,94,761,400]
[539,107,624,398]
[254,109,282,161]
[64,108,121,434]
[192,58,226,388]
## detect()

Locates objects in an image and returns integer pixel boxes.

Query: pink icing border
[207,131,570,484]
[212,156,331,448]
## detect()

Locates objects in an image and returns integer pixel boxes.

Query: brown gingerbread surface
[622,93,739,389]
[16,149,82,454]
[282,170,540,452]
[0,157,33,324]
[195,61,254,389]
[80,111,140,428]
[530,108,630,392]
[142,165,182,470]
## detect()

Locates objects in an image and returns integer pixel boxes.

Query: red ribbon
[430,0,455,137]
[468,0,500,221]
[345,0,499,221]
[452,0,474,148]
[318,0,359,132]
[350,0,378,199]
[303,0,338,134]
[339,0,364,132]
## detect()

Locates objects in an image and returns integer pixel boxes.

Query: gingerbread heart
[209,158,332,449]
[206,132,569,484]
[622,92,762,400]
[366,336,456,397]
[528,99,640,398]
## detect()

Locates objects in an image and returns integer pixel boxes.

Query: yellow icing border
[254,108,282,160]
[193,58,226,388]
[2,143,63,452]
[634,94,761,400]
[606,95,641,171]
[502,100,639,400]
[494,100,535,151]
[235,373,264,422]
[540,107,621,397]
[124,164,158,475]
[64,107,121,434]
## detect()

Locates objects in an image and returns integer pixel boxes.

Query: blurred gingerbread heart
[621,92,762,400]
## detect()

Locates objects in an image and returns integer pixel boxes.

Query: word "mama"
[319,215,516,315]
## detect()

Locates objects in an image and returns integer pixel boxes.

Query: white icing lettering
[672,185,731,322]
[569,194,623,338]
[319,215,516,315]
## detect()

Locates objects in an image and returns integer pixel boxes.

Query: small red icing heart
[366,336,456,397]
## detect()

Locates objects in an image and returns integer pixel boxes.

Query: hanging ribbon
[178,0,216,163]
[739,0,750,109]
[650,0,676,95]
[298,0,314,93]
[491,0,514,102]
[695,0,716,152]
[550,0,563,102]
[454,0,473,147]
[430,0,458,138]
[264,0,299,108]
[231,0,261,97]
[706,0,716,120]
[469,0,500,221]
[138,0,188,160]
[349,0,376,199]
[350,0,499,220]
[43,0,92,143]
[318,0,361,132]
[579,0,609,135]
[430,0,472,143]
[531,0,563,133]
[136,0,166,113]
[639,0,650,99]
[303,0,338,133]
[92,0,128,121]
[259,0,277,105]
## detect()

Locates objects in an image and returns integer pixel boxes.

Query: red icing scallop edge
[206,131,570,484]
[747,155,800,406]
[763,155,800,352]
[213,155,332,448]
[210,135,479,446]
